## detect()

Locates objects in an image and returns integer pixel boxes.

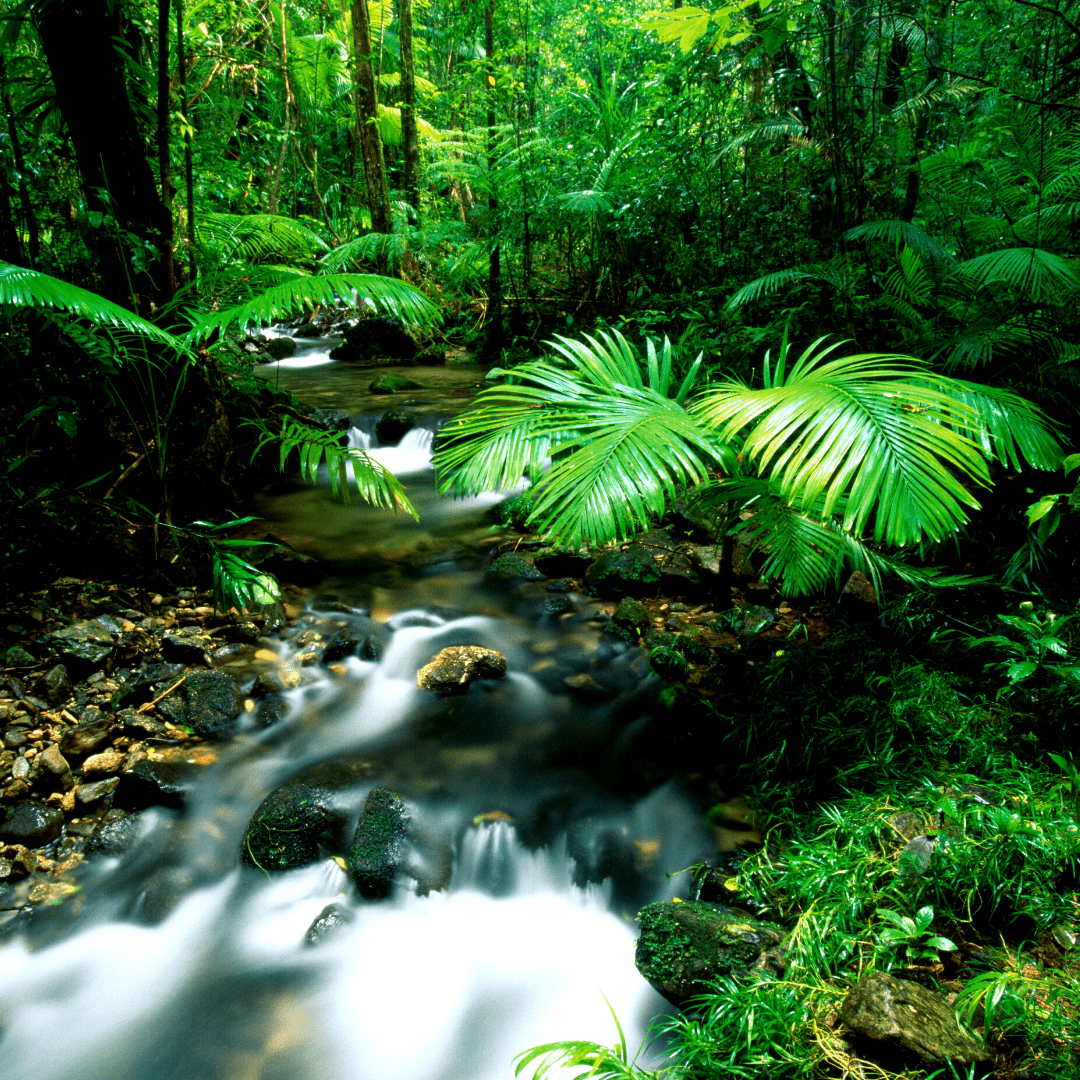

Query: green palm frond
[0,261,183,349]
[186,272,439,342]
[376,103,441,146]
[558,190,615,214]
[953,247,1080,301]
[724,268,817,312]
[434,330,727,548]
[692,340,993,545]
[843,219,956,271]
[196,213,330,263]
[321,233,413,274]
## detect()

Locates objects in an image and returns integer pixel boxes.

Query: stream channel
[0,332,719,1080]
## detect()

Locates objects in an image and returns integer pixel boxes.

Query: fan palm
[433,329,1063,595]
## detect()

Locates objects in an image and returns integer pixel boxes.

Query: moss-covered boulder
[370,374,423,394]
[487,553,544,580]
[157,670,243,738]
[841,972,989,1070]
[348,788,410,899]
[613,598,650,630]
[585,549,662,597]
[241,778,336,873]
[635,901,786,1007]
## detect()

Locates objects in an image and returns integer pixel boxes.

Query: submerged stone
[635,900,786,1007]
[305,902,356,946]
[841,971,988,1069]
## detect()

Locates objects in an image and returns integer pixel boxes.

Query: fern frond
[186,273,439,342]
[0,261,184,350]
[952,247,1080,301]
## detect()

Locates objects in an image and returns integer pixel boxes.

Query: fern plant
[434,328,1062,596]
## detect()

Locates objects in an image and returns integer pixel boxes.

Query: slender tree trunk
[176,0,195,285]
[352,0,393,240]
[398,0,420,218]
[33,0,174,309]
[1,59,38,267]
[483,0,503,362]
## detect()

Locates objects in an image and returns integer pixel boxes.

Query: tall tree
[32,0,175,309]
[398,0,420,217]
[352,0,393,237]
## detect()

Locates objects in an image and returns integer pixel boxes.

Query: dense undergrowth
[522,594,1080,1079]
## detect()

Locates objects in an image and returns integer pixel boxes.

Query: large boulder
[841,972,988,1070]
[330,318,418,363]
[375,408,417,446]
[635,901,786,1007]
[263,336,296,360]
[416,646,507,694]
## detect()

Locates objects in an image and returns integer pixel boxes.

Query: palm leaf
[692,341,992,545]
[185,272,439,342]
[196,213,330,263]
[434,331,727,548]
[952,247,1080,301]
[0,261,183,349]
[843,219,956,271]
[724,268,817,312]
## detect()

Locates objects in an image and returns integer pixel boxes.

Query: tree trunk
[482,0,503,362]
[398,0,420,218]
[352,0,393,239]
[33,0,175,310]
[1,59,38,267]
[176,0,195,285]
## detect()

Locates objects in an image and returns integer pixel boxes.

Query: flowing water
[0,338,717,1080]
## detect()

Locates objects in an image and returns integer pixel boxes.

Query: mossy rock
[635,901,786,1007]
[585,549,661,597]
[241,779,334,873]
[348,788,410,899]
[613,598,650,629]
[370,374,423,394]
[487,553,544,580]
[487,491,535,530]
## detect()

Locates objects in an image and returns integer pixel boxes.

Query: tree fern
[186,272,440,342]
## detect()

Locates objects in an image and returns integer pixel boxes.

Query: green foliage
[252,416,418,516]
[185,517,282,612]
[874,904,958,968]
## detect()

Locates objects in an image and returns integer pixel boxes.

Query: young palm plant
[433,328,1063,595]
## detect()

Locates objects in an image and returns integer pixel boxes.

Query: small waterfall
[347,425,436,476]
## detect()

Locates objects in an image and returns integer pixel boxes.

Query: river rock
[157,671,243,738]
[323,622,387,663]
[370,373,423,394]
[241,778,336,873]
[635,901,787,1007]
[487,553,544,581]
[585,549,661,597]
[533,547,594,577]
[161,631,213,666]
[331,318,418,363]
[264,336,296,360]
[841,971,988,1069]
[613,598,650,630]
[348,788,410,899]
[46,620,115,668]
[305,902,356,946]
[375,408,416,445]
[298,407,352,432]
[416,646,507,694]
[85,812,148,858]
[75,776,120,805]
[35,664,72,706]
[60,709,120,756]
[116,758,195,810]
[0,802,64,848]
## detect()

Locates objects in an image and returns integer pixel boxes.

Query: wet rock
[488,554,544,581]
[369,373,423,394]
[841,570,878,611]
[0,803,64,848]
[85,812,147,858]
[635,901,787,1007]
[82,749,124,775]
[157,671,243,738]
[241,778,337,873]
[348,788,410,900]
[37,744,70,777]
[331,318,417,363]
[613,598,650,630]
[35,664,72,706]
[60,708,120,757]
[740,605,776,635]
[264,336,296,360]
[297,407,352,432]
[161,631,213,666]
[4,646,35,668]
[539,594,574,616]
[323,623,387,663]
[46,620,115,668]
[416,646,507,694]
[255,695,289,728]
[545,578,576,593]
[375,408,417,445]
[563,673,612,701]
[111,663,187,711]
[533,547,594,578]
[76,777,120,805]
[585,549,661,597]
[116,759,195,810]
[841,971,988,1069]
[305,902,356,946]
